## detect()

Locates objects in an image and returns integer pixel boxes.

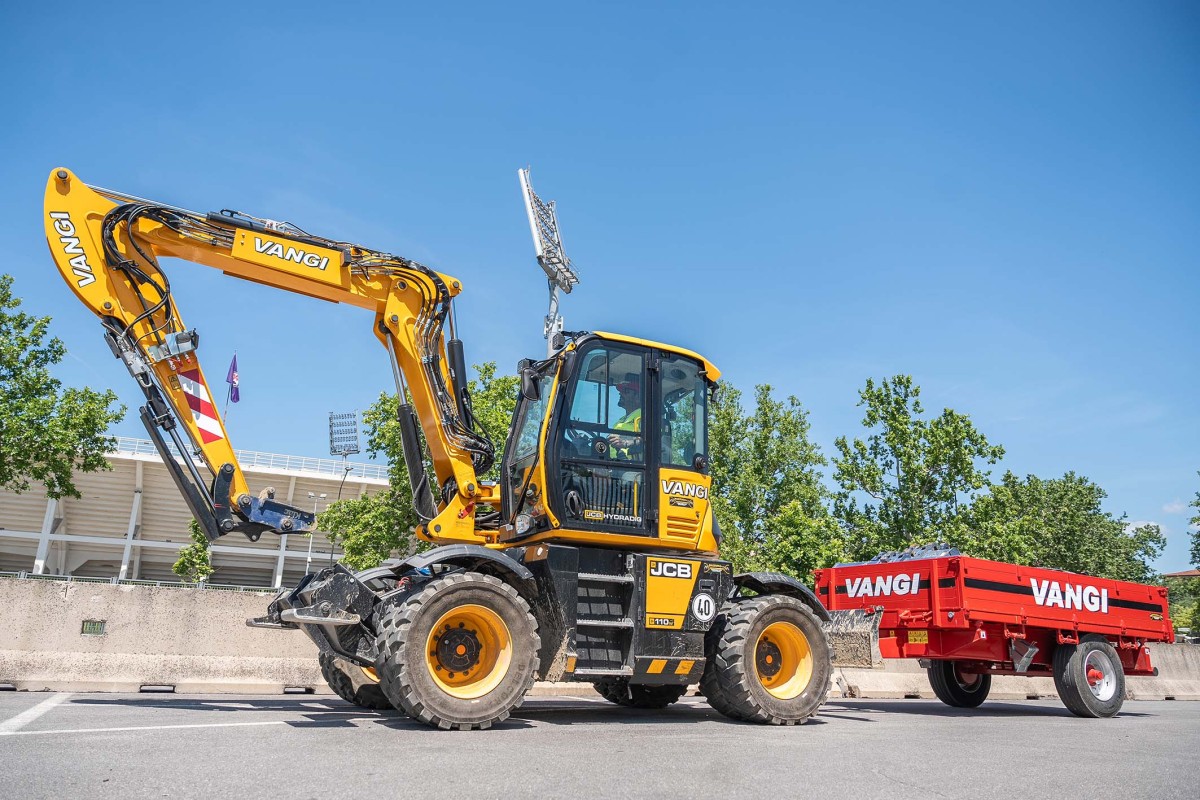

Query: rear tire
[1053,635,1125,718]
[318,652,392,710]
[375,571,539,730]
[700,595,832,725]
[593,678,688,709]
[926,661,991,708]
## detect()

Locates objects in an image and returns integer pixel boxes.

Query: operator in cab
[608,374,642,459]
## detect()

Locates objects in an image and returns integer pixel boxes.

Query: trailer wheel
[1053,635,1125,718]
[374,571,539,730]
[593,678,688,709]
[926,661,991,708]
[700,595,832,725]
[318,652,393,710]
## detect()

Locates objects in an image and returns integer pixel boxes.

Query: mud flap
[823,609,883,668]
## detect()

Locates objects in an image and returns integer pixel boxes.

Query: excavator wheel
[700,594,832,725]
[318,652,393,710]
[374,571,539,731]
[592,678,688,709]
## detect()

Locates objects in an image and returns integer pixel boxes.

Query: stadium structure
[0,438,389,588]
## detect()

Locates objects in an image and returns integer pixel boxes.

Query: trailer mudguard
[734,571,831,621]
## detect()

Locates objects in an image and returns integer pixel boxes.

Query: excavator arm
[43,168,496,544]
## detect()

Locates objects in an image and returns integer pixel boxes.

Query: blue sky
[2,2,1196,570]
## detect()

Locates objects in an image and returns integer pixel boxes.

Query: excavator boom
[43,168,493,543]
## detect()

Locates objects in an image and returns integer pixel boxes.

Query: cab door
[554,343,652,535]
[653,353,712,548]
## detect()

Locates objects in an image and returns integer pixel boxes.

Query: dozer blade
[822,609,883,668]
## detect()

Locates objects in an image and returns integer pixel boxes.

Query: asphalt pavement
[1,692,1195,799]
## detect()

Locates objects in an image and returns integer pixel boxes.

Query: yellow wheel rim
[755,621,814,700]
[360,666,380,683]
[425,604,512,700]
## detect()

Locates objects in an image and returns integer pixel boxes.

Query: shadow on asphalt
[72,695,1138,730]
[65,695,832,730]
[820,699,1151,719]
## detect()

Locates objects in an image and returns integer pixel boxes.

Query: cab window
[562,347,645,464]
[659,356,706,470]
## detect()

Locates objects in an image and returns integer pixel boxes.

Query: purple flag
[226,355,240,404]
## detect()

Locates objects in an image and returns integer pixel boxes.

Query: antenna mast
[519,168,579,357]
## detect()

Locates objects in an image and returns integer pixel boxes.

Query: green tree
[1189,473,1200,568]
[1164,576,1200,636]
[319,362,518,570]
[832,376,1004,559]
[709,382,840,578]
[963,471,1165,582]
[172,518,215,582]
[0,274,125,498]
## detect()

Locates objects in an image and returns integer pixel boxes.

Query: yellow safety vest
[613,408,641,459]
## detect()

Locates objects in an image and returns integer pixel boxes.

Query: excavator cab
[500,332,719,554]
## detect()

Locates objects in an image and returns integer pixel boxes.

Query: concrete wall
[833,643,1200,701]
[2,577,1198,700]
[0,578,324,693]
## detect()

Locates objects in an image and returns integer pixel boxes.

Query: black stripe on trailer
[962,577,1164,614]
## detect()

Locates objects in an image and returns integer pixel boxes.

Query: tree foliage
[0,274,125,498]
[832,376,1004,559]
[172,518,215,582]
[709,382,840,577]
[960,471,1165,582]
[319,362,518,570]
[1189,473,1200,569]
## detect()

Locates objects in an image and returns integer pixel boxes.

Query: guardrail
[111,436,390,481]
[0,571,276,594]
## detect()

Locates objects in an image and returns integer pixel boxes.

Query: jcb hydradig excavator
[43,167,835,729]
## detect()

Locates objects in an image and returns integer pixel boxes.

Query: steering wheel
[564,427,603,459]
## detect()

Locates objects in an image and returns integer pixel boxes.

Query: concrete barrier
[0,577,324,693]
[2,577,1197,701]
[832,642,1200,701]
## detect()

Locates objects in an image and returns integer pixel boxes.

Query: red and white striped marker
[177,369,225,444]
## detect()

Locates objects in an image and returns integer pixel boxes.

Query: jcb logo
[649,560,692,579]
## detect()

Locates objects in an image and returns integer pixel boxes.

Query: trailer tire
[700,595,832,725]
[1053,635,1125,718]
[926,661,991,708]
[593,678,688,709]
[375,571,539,730]
[318,653,392,710]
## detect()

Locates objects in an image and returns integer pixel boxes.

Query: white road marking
[0,720,287,737]
[0,693,72,734]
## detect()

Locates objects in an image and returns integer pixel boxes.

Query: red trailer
[813,549,1174,717]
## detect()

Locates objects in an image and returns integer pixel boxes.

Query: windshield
[511,371,553,460]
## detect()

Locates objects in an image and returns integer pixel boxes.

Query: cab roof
[591,331,721,381]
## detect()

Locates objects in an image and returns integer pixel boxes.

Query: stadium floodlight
[328,412,361,457]
[519,168,580,357]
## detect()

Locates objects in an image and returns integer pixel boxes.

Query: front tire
[700,595,832,725]
[593,678,688,709]
[318,652,392,710]
[1053,635,1125,718]
[926,660,991,708]
[375,571,539,730]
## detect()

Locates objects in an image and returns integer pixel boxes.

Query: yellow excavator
[43,167,836,729]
